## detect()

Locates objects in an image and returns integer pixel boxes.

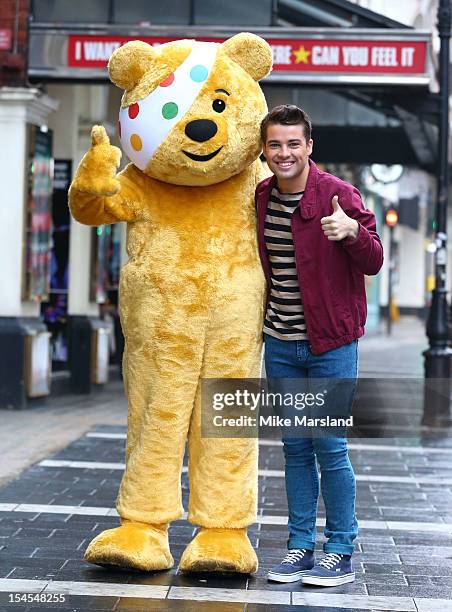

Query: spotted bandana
[118,41,219,170]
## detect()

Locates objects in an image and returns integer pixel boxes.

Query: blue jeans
[264,334,359,555]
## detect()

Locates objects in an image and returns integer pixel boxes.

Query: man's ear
[222,33,273,81]
[108,41,157,90]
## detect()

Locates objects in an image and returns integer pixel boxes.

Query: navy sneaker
[301,553,355,586]
[267,549,315,583]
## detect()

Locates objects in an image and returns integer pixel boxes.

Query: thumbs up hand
[320,196,359,241]
[71,125,121,197]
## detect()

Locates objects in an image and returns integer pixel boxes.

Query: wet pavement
[0,422,452,611]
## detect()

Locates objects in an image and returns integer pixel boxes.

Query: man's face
[262,123,313,184]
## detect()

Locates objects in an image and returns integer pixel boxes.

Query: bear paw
[70,126,121,197]
[84,520,173,572]
[179,528,258,574]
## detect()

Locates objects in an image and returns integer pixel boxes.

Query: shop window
[32,0,273,26]
[40,159,71,369]
[33,0,110,23]
[193,0,273,25]
[23,125,53,302]
[113,0,191,24]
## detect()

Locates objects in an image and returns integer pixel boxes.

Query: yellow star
[293,45,311,64]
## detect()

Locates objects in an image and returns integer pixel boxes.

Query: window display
[23,125,54,302]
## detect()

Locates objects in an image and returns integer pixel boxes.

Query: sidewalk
[359,316,427,378]
[0,382,127,488]
[1,317,451,611]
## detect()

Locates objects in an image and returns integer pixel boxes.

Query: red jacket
[256,159,384,355]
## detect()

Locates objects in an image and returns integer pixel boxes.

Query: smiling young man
[256,105,383,586]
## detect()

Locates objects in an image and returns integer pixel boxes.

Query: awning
[29,25,432,87]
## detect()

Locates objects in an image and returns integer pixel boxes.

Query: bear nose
[185,119,218,142]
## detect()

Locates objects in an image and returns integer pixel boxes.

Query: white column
[0,88,59,318]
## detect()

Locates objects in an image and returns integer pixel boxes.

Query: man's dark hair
[260,105,312,143]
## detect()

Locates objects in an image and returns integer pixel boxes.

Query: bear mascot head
[69,33,273,575]
[110,33,272,185]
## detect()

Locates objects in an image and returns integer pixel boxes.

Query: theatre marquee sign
[29,27,431,85]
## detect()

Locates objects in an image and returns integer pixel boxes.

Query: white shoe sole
[267,570,312,583]
[301,572,355,586]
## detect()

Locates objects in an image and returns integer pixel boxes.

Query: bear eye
[212,99,226,113]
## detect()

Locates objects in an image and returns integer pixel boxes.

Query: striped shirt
[263,187,309,341]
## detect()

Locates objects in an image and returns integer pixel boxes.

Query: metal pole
[387,225,394,336]
[423,0,452,427]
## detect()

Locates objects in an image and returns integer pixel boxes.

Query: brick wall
[0,0,30,87]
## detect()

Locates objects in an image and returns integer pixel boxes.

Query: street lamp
[385,208,398,336]
[423,0,452,427]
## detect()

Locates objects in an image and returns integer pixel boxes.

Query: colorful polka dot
[128,103,139,119]
[162,102,178,120]
[190,65,208,83]
[130,133,142,151]
[118,120,121,139]
[160,73,175,87]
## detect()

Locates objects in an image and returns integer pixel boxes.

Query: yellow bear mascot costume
[69,33,272,574]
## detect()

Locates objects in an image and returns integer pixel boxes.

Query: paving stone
[54,563,138,584]
[248,608,367,612]
[115,600,245,611]
[353,552,402,564]
[172,572,248,590]
[361,574,408,586]
[363,563,452,576]
[0,543,40,556]
[359,543,397,552]
[393,535,452,547]
[22,596,119,611]
[407,576,452,587]
[247,576,307,593]
[126,570,176,587]
[367,584,452,599]
[31,547,85,560]
[6,566,61,580]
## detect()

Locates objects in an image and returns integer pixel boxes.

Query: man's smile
[276,161,295,169]
[183,147,223,162]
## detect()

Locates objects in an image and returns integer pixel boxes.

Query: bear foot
[84,520,173,572]
[179,528,258,574]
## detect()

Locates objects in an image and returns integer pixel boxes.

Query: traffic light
[385,209,398,227]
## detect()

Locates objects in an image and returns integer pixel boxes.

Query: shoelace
[318,553,342,570]
[282,549,307,565]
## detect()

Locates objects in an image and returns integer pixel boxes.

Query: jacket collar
[256,159,319,220]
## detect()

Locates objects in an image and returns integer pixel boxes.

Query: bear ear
[222,33,272,81]
[108,41,157,91]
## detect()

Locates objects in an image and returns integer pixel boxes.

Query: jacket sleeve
[340,187,384,276]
